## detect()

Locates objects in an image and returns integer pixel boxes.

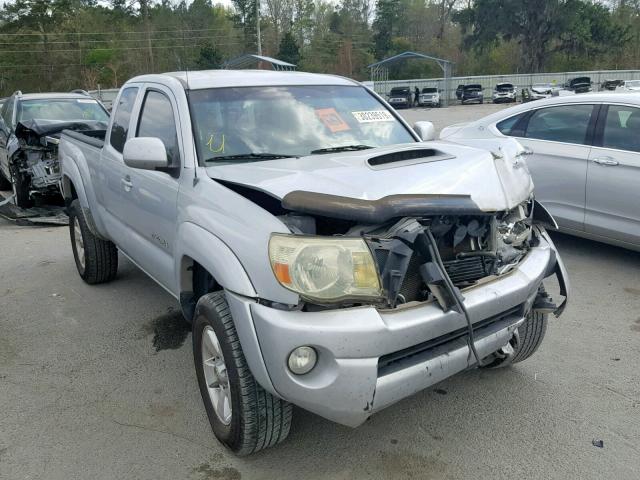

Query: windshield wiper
[310,144,373,154]
[205,152,298,162]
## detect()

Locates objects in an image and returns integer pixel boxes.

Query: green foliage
[277,32,300,65]
[0,0,637,95]
[455,0,630,73]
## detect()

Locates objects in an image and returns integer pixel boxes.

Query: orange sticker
[315,108,350,133]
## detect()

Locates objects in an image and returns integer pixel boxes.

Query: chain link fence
[373,69,640,102]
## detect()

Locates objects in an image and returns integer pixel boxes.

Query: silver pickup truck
[59,70,569,455]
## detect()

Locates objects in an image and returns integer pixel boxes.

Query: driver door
[119,84,181,292]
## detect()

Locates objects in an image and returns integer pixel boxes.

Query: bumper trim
[373,314,524,413]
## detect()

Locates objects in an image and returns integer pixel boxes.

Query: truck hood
[206,141,534,213]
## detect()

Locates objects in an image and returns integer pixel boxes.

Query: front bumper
[493,94,515,103]
[228,231,568,427]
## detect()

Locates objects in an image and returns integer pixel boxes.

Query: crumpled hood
[206,141,533,213]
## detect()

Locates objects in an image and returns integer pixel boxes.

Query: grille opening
[378,305,522,373]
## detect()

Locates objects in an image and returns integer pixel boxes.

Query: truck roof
[16,92,95,101]
[128,69,360,90]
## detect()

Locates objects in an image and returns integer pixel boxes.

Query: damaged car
[0,91,109,208]
[60,71,569,455]
[492,83,517,103]
[461,84,484,104]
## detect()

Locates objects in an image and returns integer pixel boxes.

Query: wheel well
[179,257,222,322]
[62,175,78,207]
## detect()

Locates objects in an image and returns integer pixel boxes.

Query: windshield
[464,85,482,91]
[496,84,514,91]
[188,85,416,164]
[390,88,409,95]
[18,98,109,124]
[422,88,437,93]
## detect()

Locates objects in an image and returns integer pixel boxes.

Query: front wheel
[482,310,548,368]
[12,171,32,208]
[193,292,292,455]
[0,170,11,190]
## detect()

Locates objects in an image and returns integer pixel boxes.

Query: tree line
[0,0,637,96]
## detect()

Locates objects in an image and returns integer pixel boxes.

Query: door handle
[593,156,619,166]
[121,176,133,191]
[522,146,534,156]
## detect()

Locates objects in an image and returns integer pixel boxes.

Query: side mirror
[123,137,168,170]
[413,121,436,142]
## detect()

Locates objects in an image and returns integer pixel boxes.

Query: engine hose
[419,229,485,367]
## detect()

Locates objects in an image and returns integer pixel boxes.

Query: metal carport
[222,54,297,71]
[368,51,454,107]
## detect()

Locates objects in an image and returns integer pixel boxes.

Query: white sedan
[615,79,640,92]
[440,93,640,251]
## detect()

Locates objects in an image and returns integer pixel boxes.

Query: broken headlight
[269,234,382,303]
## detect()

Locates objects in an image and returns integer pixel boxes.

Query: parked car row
[385,77,640,109]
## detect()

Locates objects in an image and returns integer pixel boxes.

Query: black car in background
[565,76,592,93]
[461,84,484,104]
[387,86,413,109]
[601,79,623,91]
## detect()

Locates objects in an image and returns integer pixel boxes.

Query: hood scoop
[367,148,455,170]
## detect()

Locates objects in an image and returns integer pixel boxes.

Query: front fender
[176,222,256,298]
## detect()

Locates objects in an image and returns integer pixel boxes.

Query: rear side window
[136,90,180,167]
[525,104,594,145]
[110,87,138,153]
[496,112,527,136]
[601,105,640,152]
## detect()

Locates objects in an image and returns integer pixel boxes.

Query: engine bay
[278,201,534,310]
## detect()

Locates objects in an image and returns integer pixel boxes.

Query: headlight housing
[269,234,382,303]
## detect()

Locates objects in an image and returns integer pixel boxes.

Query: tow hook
[533,290,558,315]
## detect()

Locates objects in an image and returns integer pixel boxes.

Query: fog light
[288,346,317,375]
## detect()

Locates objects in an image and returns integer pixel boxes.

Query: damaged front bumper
[227,229,568,427]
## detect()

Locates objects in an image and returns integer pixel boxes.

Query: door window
[601,105,640,152]
[136,90,180,167]
[496,112,527,136]
[110,87,138,153]
[525,104,594,145]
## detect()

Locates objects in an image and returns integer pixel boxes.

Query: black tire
[12,171,33,208]
[68,199,118,284]
[0,170,11,190]
[482,310,548,368]
[510,310,548,364]
[193,291,292,456]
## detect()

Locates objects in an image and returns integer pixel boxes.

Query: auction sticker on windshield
[351,110,395,123]
[315,108,351,133]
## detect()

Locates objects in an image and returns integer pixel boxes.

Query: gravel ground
[1,104,639,480]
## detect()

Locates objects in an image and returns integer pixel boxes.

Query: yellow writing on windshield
[207,133,225,153]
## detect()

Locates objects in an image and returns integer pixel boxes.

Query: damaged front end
[8,120,106,207]
[273,191,567,318]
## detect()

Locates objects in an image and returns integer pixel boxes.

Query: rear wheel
[193,291,292,456]
[68,199,118,284]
